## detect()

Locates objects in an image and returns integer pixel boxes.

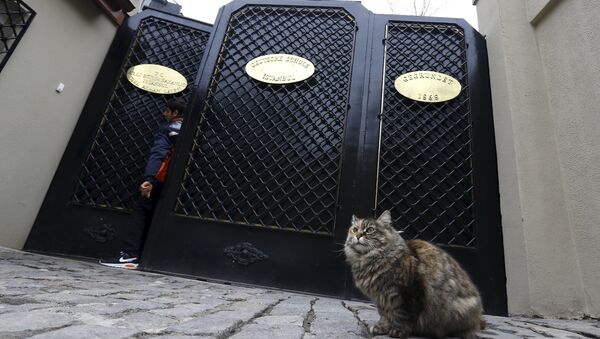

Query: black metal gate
[25,9,212,259]
[360,15,507,313]
[26,0,507,315]
[141,0,370,301]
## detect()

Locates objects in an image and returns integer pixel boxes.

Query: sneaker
[99,251,139,269]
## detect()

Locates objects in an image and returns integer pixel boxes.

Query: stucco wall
[532,0,600,318]
[477,0,599,317]
[0,0,117,249]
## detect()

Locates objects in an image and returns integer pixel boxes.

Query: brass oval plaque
[245,54,315,84]
[394,71,462,103]
[126,64,187,94]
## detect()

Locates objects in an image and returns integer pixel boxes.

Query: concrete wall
[0,0,117,249]
[476,0,600,317]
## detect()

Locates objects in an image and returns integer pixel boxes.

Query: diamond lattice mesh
[175,6,357,234]
[0,0,34,71]
[377,22,475,247]
[72,17,210,210]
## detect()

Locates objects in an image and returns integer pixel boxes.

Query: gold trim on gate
[126,64,188,94]
[394,71,461,103]
[245,53,315,84]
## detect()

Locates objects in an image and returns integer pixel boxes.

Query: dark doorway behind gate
[26,0,507,315]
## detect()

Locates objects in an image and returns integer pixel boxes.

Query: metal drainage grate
[72,17,210,211]
[377,22,476,247]
[175,5,357,234]
[0,0,35,72]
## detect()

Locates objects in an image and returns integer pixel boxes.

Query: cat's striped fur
[344,210,484,338]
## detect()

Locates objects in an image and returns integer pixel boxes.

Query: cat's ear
[377,210,392,225]
[351,214,358,224]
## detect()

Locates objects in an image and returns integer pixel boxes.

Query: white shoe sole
[99,261,139,270]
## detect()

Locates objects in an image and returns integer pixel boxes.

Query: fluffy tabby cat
[344,210,484,338]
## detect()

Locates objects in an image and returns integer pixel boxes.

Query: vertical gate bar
[372,23,390,215]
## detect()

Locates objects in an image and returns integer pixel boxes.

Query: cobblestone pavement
[1,247,598,338]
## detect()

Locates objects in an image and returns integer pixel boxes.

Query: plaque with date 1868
[394,71,461,103]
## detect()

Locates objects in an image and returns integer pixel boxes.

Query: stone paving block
[0,295,42,305]
[0,278,46,290]
[182,287,228,297]
[343,300,380,325]
[233,296,280,310]
[0,262,31,273]
[150,299,227,319]
[220,287,269,301]
[225,295,311,338]
[484,316,559,338]
[27,324,139,339]
[252,314,305,326]
[69,299,169,315]
[201,283,234,295]
[229,320,304,339]
[168,300,272,336]
[306,297,366,339]
[147,335,215,339]
[0,301,50,315]
[99,292,154,301]
[64,311,122,328]
[269,294,314,317]
[0,310,75,332]
[111,311,179,333]
[512,317,600,338]
[183,285,226,295]
[150,295,191,304]
[0,287,29,296]
[73,288,133,298]
[33,292,121,305]
[168,310,246,336]
[36,283,91,294]
[504,319,589,338]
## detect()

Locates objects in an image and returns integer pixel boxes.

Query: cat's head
[344,210,404,258]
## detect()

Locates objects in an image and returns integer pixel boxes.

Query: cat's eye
[365,227,375,234]
[350,226,359,233]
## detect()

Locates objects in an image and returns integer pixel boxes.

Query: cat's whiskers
[331,241,350,257]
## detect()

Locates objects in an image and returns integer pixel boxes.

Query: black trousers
[123,184,162,257]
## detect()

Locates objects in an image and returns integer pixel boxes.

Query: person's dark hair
[165,98,187,115]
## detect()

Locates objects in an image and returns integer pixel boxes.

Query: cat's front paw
[387,327,410,338]
[369,322,389,335]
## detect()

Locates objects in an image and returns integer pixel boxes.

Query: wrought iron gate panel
[175,5,357,234]
[0,0,35,72]
[377,22,475,247]
[72,17,210,210]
